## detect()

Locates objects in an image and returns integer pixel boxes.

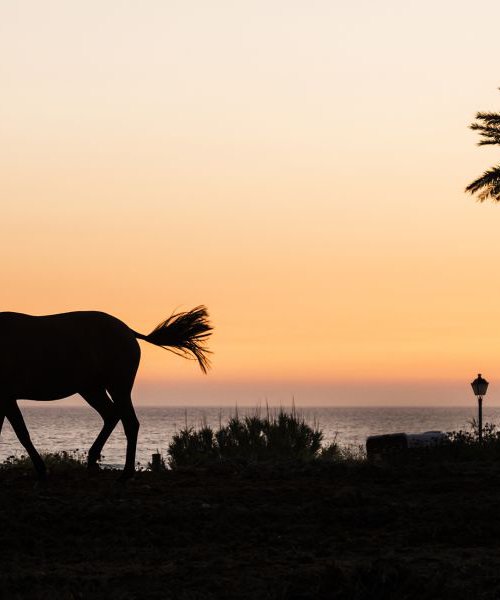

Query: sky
[2,1,500,406]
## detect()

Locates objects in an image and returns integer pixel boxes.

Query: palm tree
[466,101,500,201]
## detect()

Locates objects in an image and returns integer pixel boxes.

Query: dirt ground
[1,460,500,599]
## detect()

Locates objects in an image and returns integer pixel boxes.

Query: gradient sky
[2,1,500,405]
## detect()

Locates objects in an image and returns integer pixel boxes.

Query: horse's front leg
[6,401,46,481]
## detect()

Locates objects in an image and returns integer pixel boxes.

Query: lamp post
[471,373,489,443]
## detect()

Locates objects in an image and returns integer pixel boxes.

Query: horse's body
[0,307,211,480]
[1,311,140,401]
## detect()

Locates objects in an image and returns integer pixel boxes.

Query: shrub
[444,419,500,460]
[168,409,331,469]
[166,426,220,468]
[327,443,366,463]
[1,449,87,473]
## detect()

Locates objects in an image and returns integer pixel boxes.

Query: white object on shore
[406,431,447,448]
[366,430,447,460]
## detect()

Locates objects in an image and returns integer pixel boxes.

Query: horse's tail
[133,306,213,373]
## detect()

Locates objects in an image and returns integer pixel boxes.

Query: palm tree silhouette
[466,96,500,201]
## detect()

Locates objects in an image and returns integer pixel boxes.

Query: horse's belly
[1,353,104,399]
[17,387,79,401]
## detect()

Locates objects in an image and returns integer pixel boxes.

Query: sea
[0,405,498,469]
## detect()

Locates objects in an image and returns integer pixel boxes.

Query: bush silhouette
[168,409,330,468]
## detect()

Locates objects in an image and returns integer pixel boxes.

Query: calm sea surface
[1,405,497,468]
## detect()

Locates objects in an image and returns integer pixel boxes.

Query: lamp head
[471,373,489,397]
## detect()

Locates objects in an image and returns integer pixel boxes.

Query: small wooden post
[151,453,162,473]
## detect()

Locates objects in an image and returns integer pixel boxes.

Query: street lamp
[471,373,489,443]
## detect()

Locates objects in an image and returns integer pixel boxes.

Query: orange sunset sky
[2,1,500,406]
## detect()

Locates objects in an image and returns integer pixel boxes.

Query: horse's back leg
[6,402,46,480]
[80,388,120,471]
[108,387,139,481]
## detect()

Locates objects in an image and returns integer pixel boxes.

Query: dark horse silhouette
[0,306,212,480]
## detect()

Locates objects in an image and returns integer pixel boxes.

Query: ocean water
[0,404,497,468]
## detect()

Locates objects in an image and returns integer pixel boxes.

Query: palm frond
[465,165,500,202]
[470,123,500,146]
[466,99,500,200]
[470,120,500,146]
[477,139,500,147]
[475,112,500,126]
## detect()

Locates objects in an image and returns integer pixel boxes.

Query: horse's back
[1,310,131,336]
[1,311,134,346]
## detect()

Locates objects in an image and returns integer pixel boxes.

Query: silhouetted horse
[0,306,212,480]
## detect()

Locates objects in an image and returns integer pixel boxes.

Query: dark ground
[1,461,500,599]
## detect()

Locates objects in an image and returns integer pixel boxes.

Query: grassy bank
[1,456,500,598]
[2,415,500,598]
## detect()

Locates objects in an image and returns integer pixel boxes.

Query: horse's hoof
[87,463,101,474]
